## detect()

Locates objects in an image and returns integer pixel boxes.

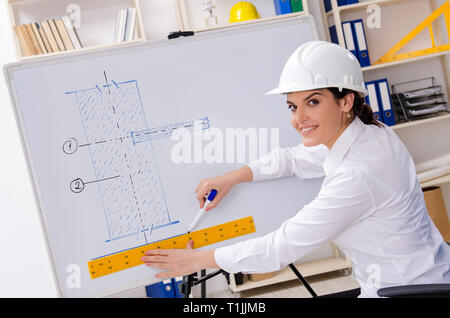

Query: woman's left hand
[142,240,218,279]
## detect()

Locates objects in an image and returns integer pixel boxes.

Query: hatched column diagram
[65,79,209,242]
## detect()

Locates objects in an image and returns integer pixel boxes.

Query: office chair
[377,284,450,298]
[319,241,450,298]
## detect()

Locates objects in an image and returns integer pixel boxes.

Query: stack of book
[329,19,371,67]
[273,0,304,15]
[114,7,137,43]
[14,16,82,57]
[324,0,359,12]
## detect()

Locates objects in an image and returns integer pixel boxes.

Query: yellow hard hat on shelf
[229,2,260,23]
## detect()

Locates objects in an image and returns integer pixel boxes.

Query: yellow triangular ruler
[374,1,450,65]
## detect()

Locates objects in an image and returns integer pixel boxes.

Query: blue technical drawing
[66,79,209,242]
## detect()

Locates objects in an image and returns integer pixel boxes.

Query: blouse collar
[323,116,365,176]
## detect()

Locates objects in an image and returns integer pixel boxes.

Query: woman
[142,41,450,297]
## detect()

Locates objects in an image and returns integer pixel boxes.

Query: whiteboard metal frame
[3,14,318,298]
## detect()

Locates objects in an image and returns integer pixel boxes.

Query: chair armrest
[377,284,450,298]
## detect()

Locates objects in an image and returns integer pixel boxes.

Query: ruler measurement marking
[88,216,255,279]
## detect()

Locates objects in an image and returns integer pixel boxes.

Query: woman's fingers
[146,247,195,277]
[142,254,173,271]
[143,242,199,278]
[205,192,225,211]
[144,241,193,257]
[142,255,168,263]
[196,194,206,209]
[196,186,209,209]
[144,262,168,269]
[143,241,194,264]
[197,187,224,211]
[195,178,223,210]
[145,249,169,256]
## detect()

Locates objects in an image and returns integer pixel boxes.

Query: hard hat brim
[266,85,368,97]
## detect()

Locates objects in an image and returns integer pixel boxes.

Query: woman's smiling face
[287,89,355,149]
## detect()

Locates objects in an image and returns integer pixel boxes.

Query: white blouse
[214,116,450,297]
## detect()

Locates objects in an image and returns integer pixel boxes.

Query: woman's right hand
[195,174,235,211]
[195,166,253,211]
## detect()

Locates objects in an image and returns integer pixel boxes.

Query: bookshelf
[421,173,450,188]
[321,0,450,188]
[176,0,309,33]
[7,0,310,60]
[8,0,147,60]
[325,0,411,16]
[321,0,450,112]
[391,112,450,130]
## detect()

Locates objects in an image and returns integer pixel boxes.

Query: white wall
[0,1,57,297]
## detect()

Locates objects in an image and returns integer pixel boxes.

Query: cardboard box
[248,272,276,282]
[423,186,450,242]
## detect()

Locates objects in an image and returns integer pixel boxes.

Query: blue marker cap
[207,189,218,201]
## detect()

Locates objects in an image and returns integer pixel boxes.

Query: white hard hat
[267,41,368,97]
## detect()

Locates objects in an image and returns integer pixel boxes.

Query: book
[273,0,292,15]
[48,19,66,51]
[13,25,35,56]
[25,23,42,55]
[41,20,60,52]
[37,22,52,53]
[329,24,338,44]
[31,22,47,54]
[115,9,128,42]
[324,0,348,12]
[14,17,83,57]
[61,16,82,49]
[124,8,136,41]
[13,25,26,56]
[55,18,74,50]
[290,0,304,12]
[113,10,121,42]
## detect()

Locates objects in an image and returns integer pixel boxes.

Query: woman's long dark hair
[327,87,383,128]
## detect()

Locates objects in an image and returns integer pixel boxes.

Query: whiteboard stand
[182,263,319,298]
[228,248,353,294]
[180,269,230,298]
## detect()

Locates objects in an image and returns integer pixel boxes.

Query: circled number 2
[70,178,85,193]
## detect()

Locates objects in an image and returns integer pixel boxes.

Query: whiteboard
[4,15,327,297]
